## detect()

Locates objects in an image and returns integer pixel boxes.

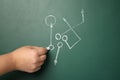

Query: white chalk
[46,47,50,50]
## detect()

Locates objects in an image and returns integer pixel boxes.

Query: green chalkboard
[0,0,120,80]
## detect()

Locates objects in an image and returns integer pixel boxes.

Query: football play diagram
[45,9,85,65]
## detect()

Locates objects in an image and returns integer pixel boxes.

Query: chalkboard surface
[0,0,120,80]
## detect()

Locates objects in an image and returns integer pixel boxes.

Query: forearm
[0,53,16,75]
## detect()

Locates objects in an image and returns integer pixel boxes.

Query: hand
[11,46,47,73]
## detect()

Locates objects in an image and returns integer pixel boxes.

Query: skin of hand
[0,46,47,75]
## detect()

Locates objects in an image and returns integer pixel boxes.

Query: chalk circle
[48,44,55,50]
[45,15,56,27]
[57,42,63,48]
[55,33,61,40]
[62,35,68,42]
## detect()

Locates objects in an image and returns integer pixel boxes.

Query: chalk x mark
[61,9,85,35]
[62,17,81,49]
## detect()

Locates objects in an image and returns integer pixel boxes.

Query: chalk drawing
[55,33,61,40]
[62,17,81,49]
[45,15,56,50]
[44,8,85,65]
[61,9,85,35]
[54,42,63,65]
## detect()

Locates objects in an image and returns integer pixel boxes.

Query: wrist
[9,52,17,71]
[0,52,17,75]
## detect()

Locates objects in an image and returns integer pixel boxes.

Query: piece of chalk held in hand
[46,47,50,50]
[46,47,50,54]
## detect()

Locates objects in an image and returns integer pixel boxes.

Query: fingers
[37,47,47,56]
[33,61,44,72]
[39,55,46,61]
[28,66,41,73]
[28,57,45,73]
[28,46,47,69]
[26,46,47,56]
[34,61,44,67]
[34,55,46,66]
[28,58,45,73]
[34,67,41,72]
[35,55,46,67]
